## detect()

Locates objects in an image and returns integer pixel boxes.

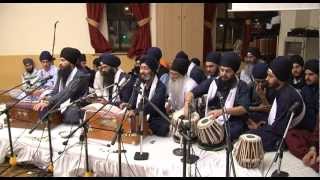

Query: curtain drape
[86,3,112,53]
[127,3,151,58]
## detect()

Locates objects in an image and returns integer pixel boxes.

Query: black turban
[23,58,34,66]
[190,58,200,66]
[100,53,121,68]
[147,47,162,62]
[60,47,81,65]
[206,52,221,65]
[247,47,260,59]
[141,55,158,73]
[252,62,268,79]
[289,54,304,67]
[175,51,189,61]
[269,56,292,82]
[171,57,190,76]
[39,51,53,62]
[304,59,319,75]
[220,52,241,72]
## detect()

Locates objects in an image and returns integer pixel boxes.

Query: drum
[197,116,225,151]
[171,108,200,143]
[234,133,264,169]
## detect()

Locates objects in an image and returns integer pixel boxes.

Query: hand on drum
[208,109,222,119]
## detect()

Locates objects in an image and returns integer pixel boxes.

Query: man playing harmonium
[123,55,170,137]
[93,53,132,106]
[184,52,250,142]
[33,47,89,124]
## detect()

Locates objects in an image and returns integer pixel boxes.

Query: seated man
[247,62,276,129]
[288,55,305,91]
[77,54,95,88]
[38,51,58,90]
[33,47,89,124]
[21,58,40,94]
[93,53,131,105]
[247,57,305,152]
[205,52,221,79]
[167,57,197,113]
[34,51,58,98]
[285,59,319,172]
[92,57,101,72]
[176,51,207,85]
[126,55,169,137]
[184,52,250,141]
[240,47,264,85]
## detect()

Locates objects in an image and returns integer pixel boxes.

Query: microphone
[39,75,53,84]
[288,102,300,113]
[54,20,59,27]
[216,91,223,100]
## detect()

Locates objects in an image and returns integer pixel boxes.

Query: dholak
[171,108,199,143]
[197,116,225,151]
[234,133,264,169]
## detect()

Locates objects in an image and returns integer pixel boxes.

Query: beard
[168,76,186,110]
[26,67,34,74]
[58,65,72,84]
[217,76,237,93]
[102,68,116,87]
[244,63,254,76]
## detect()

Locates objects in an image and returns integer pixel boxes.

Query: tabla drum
[171,108,200,143]
[234,133,264,169]
[197,116,225,151]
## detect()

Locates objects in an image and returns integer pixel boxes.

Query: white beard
[168,76,186,110]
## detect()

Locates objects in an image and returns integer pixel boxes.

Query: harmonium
[83,103,151,145]
[0,91,62,130]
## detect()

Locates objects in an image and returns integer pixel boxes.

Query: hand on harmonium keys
[33,100,49,111]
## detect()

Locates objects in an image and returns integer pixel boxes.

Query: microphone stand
[268,111,296,177]
[51,21,59,60]
[218,95,236,177]
[134,84,148,160]
[0,79,50,168]
[0,81,30,97]
[64,82,125,177]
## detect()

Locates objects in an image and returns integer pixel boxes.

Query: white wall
[277,9,320,56]
[0,3,94,55]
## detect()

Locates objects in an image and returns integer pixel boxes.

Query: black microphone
[39,75,53,84]
[216,91,223,101]
[288,102,300,113]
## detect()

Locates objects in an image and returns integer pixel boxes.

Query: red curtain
[86,3,112,53]
[128,3,151,58]
[241,19,252,60]
[203,3,216,62]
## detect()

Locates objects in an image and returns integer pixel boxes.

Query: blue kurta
[192,77,250,141]
[129,79,169,137]
[247,84,304,152]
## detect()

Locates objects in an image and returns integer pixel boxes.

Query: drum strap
[206,77,238,125]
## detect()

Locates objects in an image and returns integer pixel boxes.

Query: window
[106,4,137,52]
[216,3,244,52]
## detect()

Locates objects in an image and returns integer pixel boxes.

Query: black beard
[26,68,34,74]
[58,66,72,84]
[217,76,237,93]
[102,69,116,86]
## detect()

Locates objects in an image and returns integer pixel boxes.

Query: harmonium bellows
[83,104,151,145]
[0,93,62,129]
